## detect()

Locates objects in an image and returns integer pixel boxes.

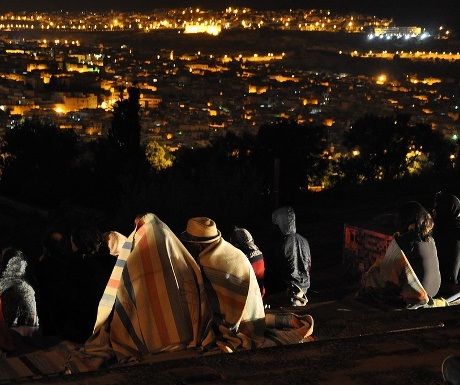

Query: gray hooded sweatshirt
[0,253,38,328]
[271,206,311,295]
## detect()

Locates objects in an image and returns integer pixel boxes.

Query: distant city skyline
[0,0,460,20]
[0,0,458,31]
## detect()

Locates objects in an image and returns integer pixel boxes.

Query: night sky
[0,0,458,29]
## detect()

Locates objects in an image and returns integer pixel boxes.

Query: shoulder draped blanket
[359,238,431,307]
[197,238,314,351]
[197,238,266,351]
[0,217,314,380]
[66,213,215,373]
[65,214,314,373]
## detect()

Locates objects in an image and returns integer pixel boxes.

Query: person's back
[64,224,116,342]
[66,213,215,373]
[432,191,460,295]
[200,237,265,334]
[36,230,71,337]
[266,206,311,305]
[283,232,311,293]
[395,229,440,298]
[359,201,445,309]
[0,248,39,336]
[230,227,265,297]
[181,217,265,351]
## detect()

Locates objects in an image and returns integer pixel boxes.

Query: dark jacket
[433,192,460,286]
[63,243,115,343]
[268,206,311,296]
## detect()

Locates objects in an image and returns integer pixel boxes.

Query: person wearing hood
[265,206,311,307]
[230,227,265,297]
[0,248,39,336]
[433,191,460,296]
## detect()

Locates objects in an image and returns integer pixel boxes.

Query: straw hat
[180,217,221,243]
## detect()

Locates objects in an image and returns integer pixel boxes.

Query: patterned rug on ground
[0,341,76,381]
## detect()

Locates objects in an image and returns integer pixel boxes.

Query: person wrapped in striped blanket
[66,214,314,374]
[180,217,314,352]
[66,213,216,373]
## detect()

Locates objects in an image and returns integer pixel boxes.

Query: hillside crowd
[0,191,460,376]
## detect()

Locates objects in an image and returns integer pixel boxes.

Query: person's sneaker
[442,355,460,385]
[289,283,308,306]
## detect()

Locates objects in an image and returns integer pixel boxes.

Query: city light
[376,75,387,85]
[0,7,456,155]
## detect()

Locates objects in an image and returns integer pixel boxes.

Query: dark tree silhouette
[159,131,266,230]
[254,119,329,200]
[413,122,457,176]
[0,118,79,206]
[341,113,455,182]
[108,86,141,157]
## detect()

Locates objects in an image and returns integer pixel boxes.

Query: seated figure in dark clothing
[359,201,446,309]
[394,201,441,299]
[35,229,71,337]
[0,248,39,336]
[62,224,116,343]
[432,191,460,296]
[230,226,266,297]
[264,206,311,308]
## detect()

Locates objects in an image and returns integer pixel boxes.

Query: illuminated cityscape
[0,5,460,384]
[0,8,393,33]
[0,7,458,154]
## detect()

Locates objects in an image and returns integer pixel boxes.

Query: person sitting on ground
[230,226,265,297]
[0,250,16,352]
[66,213,215,373]
[264,206,311,308]
[35,229,71,337]
[358,201,446,309]
[180,217,266,352]
[63,224,116,343]
[432,191,460,297]
[64,215,312,374]
[0,248,39,337]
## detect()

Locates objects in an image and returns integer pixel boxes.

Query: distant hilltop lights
[367,26,432,41]
[368,26,450,41]
[347,49,460,62]
[0,8,446,38]
[184,23,221,36]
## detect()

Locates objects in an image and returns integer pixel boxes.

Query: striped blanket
[0,341,78,382]
[66,213,215,373]
[359,238,429,307]
[197,237,266,352]
[0,213,314,380]
[0,311,313,382]
[197,238,314,351]
[263,310,314,346]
